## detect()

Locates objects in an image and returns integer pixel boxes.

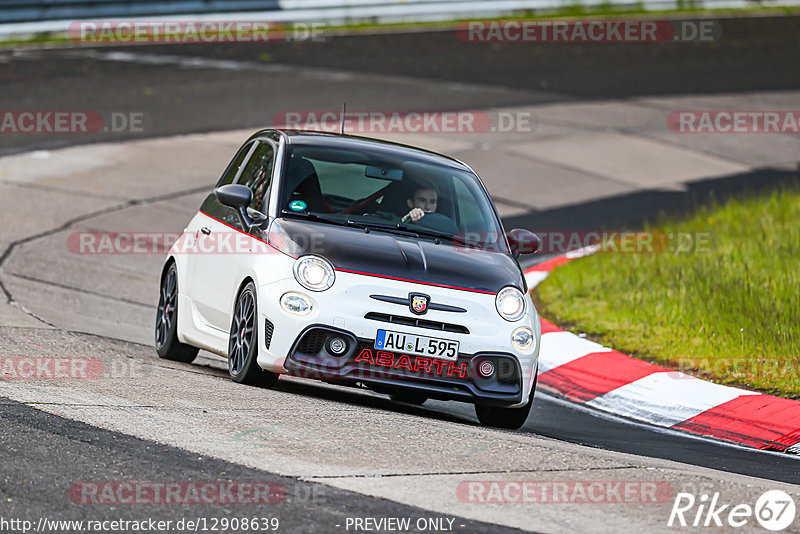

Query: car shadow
[184,355,479,425]
[270,376,478,426]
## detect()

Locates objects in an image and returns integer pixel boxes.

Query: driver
[401,179,438,223]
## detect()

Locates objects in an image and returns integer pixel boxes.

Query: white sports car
[155,129,541,428]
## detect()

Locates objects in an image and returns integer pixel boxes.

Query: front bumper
[256,268,540,407]
[283,325,524,406]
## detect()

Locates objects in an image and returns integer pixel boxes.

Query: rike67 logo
[669,490,796,531]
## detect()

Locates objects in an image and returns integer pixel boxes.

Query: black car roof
[250,129,471,170]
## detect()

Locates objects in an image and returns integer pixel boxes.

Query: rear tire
[228,282,279,388]
[475,372,537,430]
[390,391,428,405]
[155,263,199,363]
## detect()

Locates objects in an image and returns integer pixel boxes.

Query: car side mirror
[215,184,258,230]
[507,229,540,257]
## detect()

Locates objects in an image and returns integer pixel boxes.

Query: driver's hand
[403,208,425,223]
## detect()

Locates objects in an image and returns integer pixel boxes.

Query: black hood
[268,218,525,294]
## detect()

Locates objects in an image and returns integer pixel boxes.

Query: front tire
[155,263,199,363]
[475,373,537,430]
[228,282,279,388]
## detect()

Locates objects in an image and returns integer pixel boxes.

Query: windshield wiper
[280,210,351,228]
[353,220,471,246]
[400,226,471,246]
[282,211,473,246]
[282,211,417,238]
[346,220,421,237]
[281,211,422,239]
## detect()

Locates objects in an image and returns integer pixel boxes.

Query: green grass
[535,186,800,398]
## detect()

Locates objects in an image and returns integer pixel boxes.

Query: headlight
[495,286,526,321]
[512,327,535,352]
[280,292,313,315]
[293,255,335,291]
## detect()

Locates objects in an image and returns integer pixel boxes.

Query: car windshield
[279,144,509,253]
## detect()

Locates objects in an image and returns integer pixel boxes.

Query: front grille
[297,330,327,354]
[264,318,274,349]
[364,312,469,334]
[369,294,467,313]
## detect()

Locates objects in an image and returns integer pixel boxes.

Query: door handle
[200,227,211,235]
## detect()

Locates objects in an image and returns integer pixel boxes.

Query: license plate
[374,329,459,361]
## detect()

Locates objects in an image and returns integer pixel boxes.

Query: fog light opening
[478,359,495,378]
[328,336,347,356]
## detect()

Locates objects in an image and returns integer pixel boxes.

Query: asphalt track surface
[1,15,799,157]
[0,399,526,533]
[0,16,799,533]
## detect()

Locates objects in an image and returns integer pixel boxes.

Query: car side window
[236,141,275,213]
[453,178,485,231]
[217,141,255,187]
